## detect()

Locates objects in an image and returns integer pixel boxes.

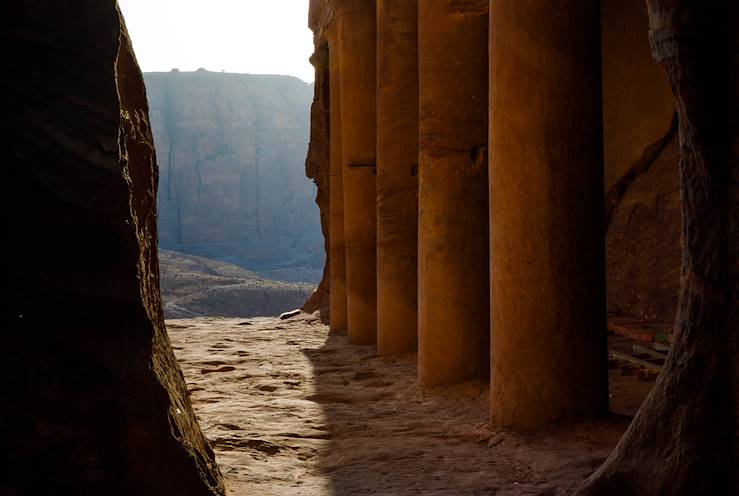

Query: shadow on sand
[301,330,637,495]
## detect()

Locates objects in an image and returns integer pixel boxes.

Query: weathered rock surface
[602,0,680,324]
[145,70,324,283]
[2,2,223,493]
[579,0,739,493]
[159,250,313,319]
[606,134,681,323]
[301,47,331,319]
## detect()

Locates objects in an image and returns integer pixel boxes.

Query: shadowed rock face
[302,47,332,319]
[602,0,680,324]
[2,2,223,494]
[144,71,324,283]
[579,0,738,492]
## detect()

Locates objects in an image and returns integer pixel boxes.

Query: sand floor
[167,314,654,495]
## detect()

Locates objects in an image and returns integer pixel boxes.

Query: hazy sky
[117,0,315,82]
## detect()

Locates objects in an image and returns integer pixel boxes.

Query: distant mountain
[145,70,323,284]
[159,249,312,319]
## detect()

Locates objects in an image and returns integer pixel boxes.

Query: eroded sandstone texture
[3,3,223,494]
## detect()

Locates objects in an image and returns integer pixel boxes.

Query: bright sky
[117,0,315,82]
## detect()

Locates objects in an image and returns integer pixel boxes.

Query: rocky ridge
[159,250,312,319]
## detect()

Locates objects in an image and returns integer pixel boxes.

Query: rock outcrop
[145,70,324,283]
[3,2,223,494]
[301,47,331,319]
[159,250,313,319]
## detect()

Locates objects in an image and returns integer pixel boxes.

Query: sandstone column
[337,0,378,344]
[376,0,419,355]
[327,27,348,333]
[489,0,608,429]
[418,0,489,386]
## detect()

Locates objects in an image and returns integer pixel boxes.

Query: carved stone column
[376,0,419,355]
[336,0,378,344]
[326,25,348,333]
[418,0,489,385]
[489,0,608,429]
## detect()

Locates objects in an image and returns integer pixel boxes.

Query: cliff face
[145,71,324,283]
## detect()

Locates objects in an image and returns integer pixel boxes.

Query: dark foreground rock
[3,3,223,494]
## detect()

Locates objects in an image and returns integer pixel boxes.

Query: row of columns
[325,0,607,429]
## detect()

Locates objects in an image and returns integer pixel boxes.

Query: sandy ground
[167,315,654,496]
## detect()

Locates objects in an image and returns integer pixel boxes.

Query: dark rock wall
[602,0,680,323]
[145,70,323,282]
[606,130,682,322]
[579,0,738,492]
[1,2,223,494]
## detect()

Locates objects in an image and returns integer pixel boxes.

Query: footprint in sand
[256,384,279,392]
[245,439,283,455]
[201,366,236,374]
[217,423,242,431]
